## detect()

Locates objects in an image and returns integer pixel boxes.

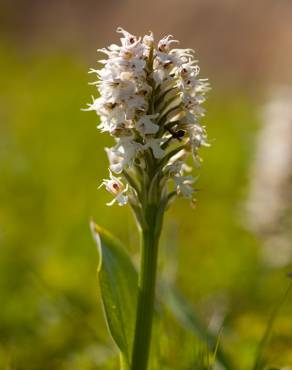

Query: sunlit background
[1,1,292,369]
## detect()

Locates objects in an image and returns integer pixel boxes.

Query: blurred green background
[0,1,292,369]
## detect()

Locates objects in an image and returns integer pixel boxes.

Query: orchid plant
[86,28,210,370]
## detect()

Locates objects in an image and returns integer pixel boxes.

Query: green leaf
[91,222,138,366]
[161,285,234,370]
[252,283,292,370]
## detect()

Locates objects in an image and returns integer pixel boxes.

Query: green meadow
[0,47,291,369]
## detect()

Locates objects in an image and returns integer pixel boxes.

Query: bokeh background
[1,1,292,369]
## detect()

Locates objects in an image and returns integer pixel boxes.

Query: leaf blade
[91,222,137,365]
[161,285,234,370]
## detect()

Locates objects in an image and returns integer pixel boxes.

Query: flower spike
[86,28,209,206]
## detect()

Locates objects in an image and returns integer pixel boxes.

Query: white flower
[144,138,166,159]
[86,27,209,206]
[174,175,195,199]
[105,147,124,174]
[164,160,192,177]
[126,95,148,115]
[152,67,167,86]
[158,35,179,53]
[189,124,210,149]
[136,114,159,135]
[116,27,145,57]
[106,137,143,173]
[143,32,154,49]
[99,171,128,206]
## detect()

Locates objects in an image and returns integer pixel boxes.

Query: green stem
[120,353,129,370]
[131,205,161,370]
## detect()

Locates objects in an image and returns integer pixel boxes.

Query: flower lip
[112,182,121,192]
[99,171,129,206]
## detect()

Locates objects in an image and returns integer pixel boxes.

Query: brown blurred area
[1,0,292,88]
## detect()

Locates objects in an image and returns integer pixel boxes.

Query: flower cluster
[86,28,210,206]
